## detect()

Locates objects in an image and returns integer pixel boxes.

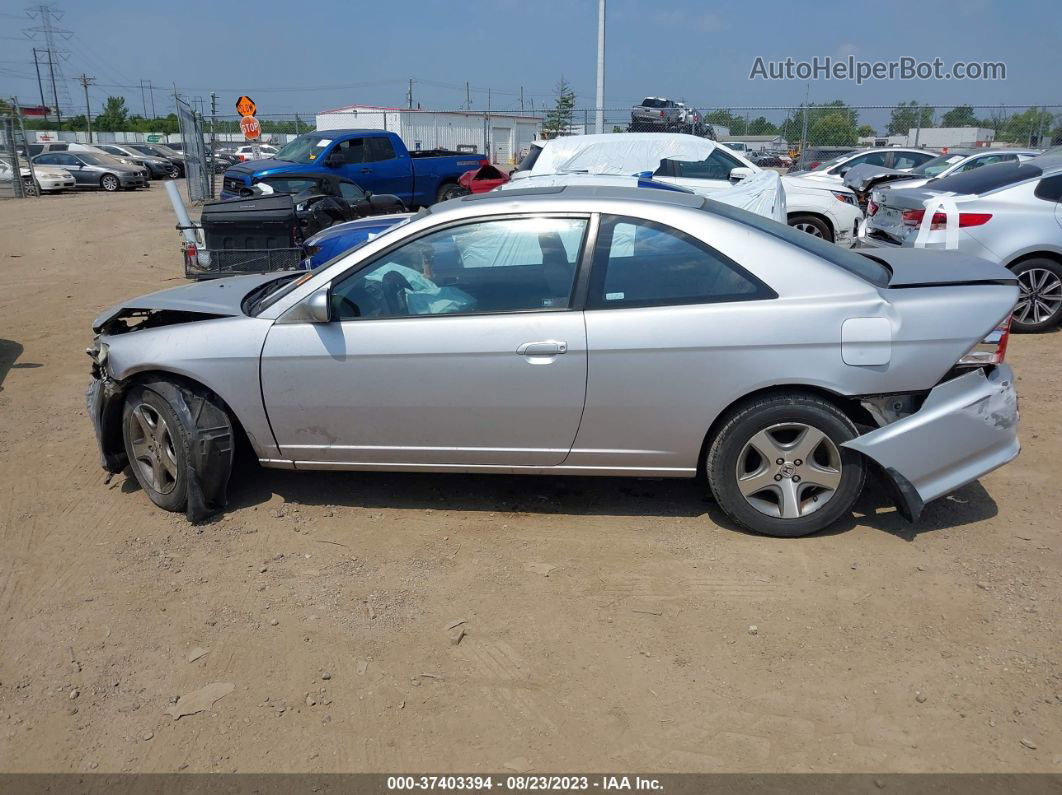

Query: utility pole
[32,48,46,111]
[520,86,524,113]
[595,0,605,134]
[798,84,810,169]
[465,81,470,111]
[78,73,95,141]
[407,78,414,110]
[148,80,156,119]
[140,79,148,117]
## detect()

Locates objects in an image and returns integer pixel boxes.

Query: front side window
[339,181,366,201]
[330,216,588,321]
[587,215,773,309]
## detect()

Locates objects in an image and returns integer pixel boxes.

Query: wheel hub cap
[736,422,843,520]
[127,404,179,495]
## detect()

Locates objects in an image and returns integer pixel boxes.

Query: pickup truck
[220,129,487,207]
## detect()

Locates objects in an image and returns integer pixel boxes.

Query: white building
[315,104,542,165]
[904,127,995,148]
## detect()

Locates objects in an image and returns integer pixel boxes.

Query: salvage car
[239,172,407,236]
[93,143,171,180]
[510,133,863,245]
[859,153,1062,332]
[844,149,1041,206]
[32,151,146,191]
[458,164,510,194]
[88,186,1019,538]
[794,147,938,184]
[0,153,74,194]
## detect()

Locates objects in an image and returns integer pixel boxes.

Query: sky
[1,0,1059,132]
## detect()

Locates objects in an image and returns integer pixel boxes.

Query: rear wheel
[788,214,833,242]
[436,182,466,203]
[706,393,866,537]
[167,164,181,179]
[100,173,120,192]
[1011,258,1062,332]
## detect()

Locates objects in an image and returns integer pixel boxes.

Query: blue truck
[220,129,487,207]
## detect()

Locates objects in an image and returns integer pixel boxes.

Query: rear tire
[788,214,833,242]
[1010,258,1062,332]
[706,393,866,538]
[167,164,181,179]
[436,182,466,203]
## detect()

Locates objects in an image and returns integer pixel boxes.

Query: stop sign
[239,115,261,140]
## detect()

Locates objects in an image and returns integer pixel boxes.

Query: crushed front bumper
[844,365,1019,522]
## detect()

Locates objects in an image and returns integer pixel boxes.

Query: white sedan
[234,144,279,162]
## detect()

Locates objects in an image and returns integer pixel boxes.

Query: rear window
[704,200,891,287]
[927,162,1043,195]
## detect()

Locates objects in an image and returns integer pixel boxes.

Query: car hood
[92,272,289,332]
[842,163,919,193]
[859,247,1016,287]
[780,173,853,194]
[224,159,302,178]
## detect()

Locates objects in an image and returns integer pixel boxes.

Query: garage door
[492,126,512,164]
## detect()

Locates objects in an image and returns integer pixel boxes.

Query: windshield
[250,212,423,315]
[911,153,968,177]
[810,154,849,172]
[274,134,332,164]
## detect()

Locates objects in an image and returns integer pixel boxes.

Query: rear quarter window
[1034,174,1062,202]
[704,200,891,288]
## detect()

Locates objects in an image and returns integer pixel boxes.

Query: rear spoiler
[858,248,1017,288]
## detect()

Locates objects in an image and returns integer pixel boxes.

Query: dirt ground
[0,184,1060,774]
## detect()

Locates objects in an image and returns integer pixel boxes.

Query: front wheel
[706,393,866,537]
[436,182,467,203]
[121,381,234,516]
[1011,258,1062,332]
[788,214,833,242]
[100,173,120,192]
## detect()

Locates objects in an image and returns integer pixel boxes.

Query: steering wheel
[381,271,412,316]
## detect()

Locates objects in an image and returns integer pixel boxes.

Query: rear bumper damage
[844,365,1019,522]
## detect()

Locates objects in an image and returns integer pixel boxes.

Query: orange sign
[235,95,256,116]
[240,115,261,140]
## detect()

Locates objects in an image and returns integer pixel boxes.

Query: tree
[746,116,778,136]
[940,105,979,128]
[887,101,933,136]
[991,106,1058,145]
[95,96,129,132]
[541,78,576,139]
[779,100,858,145]
[857,124,875,138]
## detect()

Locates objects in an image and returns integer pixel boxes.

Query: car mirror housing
[729,166,754,183]
[306,286,332,323]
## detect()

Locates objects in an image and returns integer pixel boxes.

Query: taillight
[659,110,665,117]
[958,316,1011,366]
[867,200,878,216]
[479,158,489,167]
[902,209,993,229]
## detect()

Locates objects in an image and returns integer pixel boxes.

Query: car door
[570,214,777,473]
[653,147,748,194]
[260,214,591,467]
[360,137,412,204]
[54,153,91,185]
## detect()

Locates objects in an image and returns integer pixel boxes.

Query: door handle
[517,340,567,356]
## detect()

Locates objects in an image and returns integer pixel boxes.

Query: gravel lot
[0,185,1060,774]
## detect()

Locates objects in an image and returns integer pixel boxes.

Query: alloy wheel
[793,221,824,238]
[1015,268,1062,325]
[127,403,179,495]
[735,422,842,519]
[101,174,119,191]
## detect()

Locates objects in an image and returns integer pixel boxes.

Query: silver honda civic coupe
[87,186,1020,537]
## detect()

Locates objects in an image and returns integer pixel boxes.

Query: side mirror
[729,166,754,183]
[281,285,333,324]
[364,189,373,199]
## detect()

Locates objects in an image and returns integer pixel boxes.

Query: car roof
[442,184,707,213]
